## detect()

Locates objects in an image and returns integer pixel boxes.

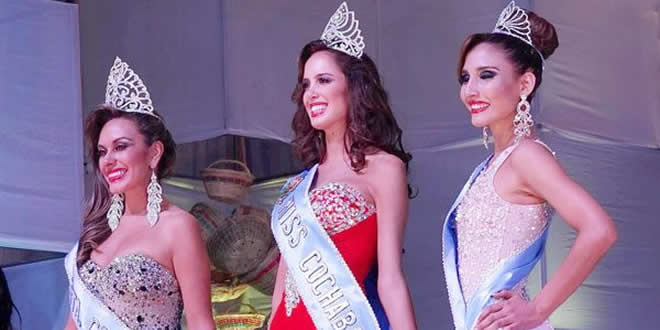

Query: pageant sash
[65,243,131,329]
[271,165,382,330]
[442,158,550,330]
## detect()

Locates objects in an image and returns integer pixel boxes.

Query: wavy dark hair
[0,268,20,330]
[76,105,176,267]
[291,40,412,193]
[457,10,559,101]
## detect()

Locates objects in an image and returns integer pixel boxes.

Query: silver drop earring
[513,94,534,141]
[107,193,124,232]
[482,127,490,150]
[146,169,162,227]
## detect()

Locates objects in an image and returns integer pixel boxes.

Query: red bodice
[270,183,378,329]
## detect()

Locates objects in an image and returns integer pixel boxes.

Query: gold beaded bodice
[79,254,183,329]
[283,182,376,316]
[455,142,553,303]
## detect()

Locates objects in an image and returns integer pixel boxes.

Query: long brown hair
[76,105,176,266]
[291,40,412,190]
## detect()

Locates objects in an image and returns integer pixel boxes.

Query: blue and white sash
[271,164,386,330]
[442,158,550,330]
[64,243,131,329]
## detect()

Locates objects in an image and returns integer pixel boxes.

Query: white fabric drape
[2,0,658,328]
[0,0,83,253]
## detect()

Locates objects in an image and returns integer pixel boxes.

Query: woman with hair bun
[442,2,617,329]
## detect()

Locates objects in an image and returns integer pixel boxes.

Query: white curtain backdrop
[1,0,658,329]
[0,0,83,253]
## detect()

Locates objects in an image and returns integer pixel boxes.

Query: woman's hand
[475,291,544,330]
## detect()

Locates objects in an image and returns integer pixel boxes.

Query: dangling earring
[315,130,324,148]
[513,94,534,141]
[107,193,124,232]
[146,169,162,227]
[482,127,489,150]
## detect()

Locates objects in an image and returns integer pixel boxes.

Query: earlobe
[520,72,536,96]
[149,141,164,169]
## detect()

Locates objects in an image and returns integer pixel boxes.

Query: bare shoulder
[159,204,202,239]
[363,151,407,196]
[509,139,565,189]
[509,139,558,170]
[364,151,406,177]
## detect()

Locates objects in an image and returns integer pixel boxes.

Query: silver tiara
[320,2,365,58]
[104,57,160,120]
[492,1,544,62]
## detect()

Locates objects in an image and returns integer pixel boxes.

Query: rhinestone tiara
[492,1,545,62]
[320,2,365,59]
[104,57,160,120]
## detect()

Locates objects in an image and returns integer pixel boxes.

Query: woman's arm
[517,141,617,318]
[170,213,215,330]
[268,259,287,329]
[369,154,417,330]
[64,313,76,330]
[477,141,617,329]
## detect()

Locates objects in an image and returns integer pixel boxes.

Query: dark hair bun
[528,11,559,59]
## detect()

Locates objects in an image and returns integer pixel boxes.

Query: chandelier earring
[482,127,490,150]
[146,169,163,227]
[513,94,534,141]
[107,193,124,232]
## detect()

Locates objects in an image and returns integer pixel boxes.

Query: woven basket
[201,160,255,204]
[239,245,280,296]
[211,283,249,315]
[207,206,273,276]
[190,202,225,243]
[214,314,265,330]
[233,205,270,226]
[214,303,265,330]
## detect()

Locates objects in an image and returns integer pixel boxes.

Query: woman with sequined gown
[64,58,214,330]
[268,3,417,329]
[442,2,617,330]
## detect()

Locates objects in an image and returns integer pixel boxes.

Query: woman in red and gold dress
[268,3,416,330]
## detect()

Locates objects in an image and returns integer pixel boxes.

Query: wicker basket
[201,160,255,204]
[206,206,273,276]
[233,205,270,226]
[239,245,280,296]
[214,313,265,330]
[211,283,249,315]
[214,303,265,330]
[190,202,225,243]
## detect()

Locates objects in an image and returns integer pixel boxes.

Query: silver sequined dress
[455,141,554,329]
[79,254,183,329]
